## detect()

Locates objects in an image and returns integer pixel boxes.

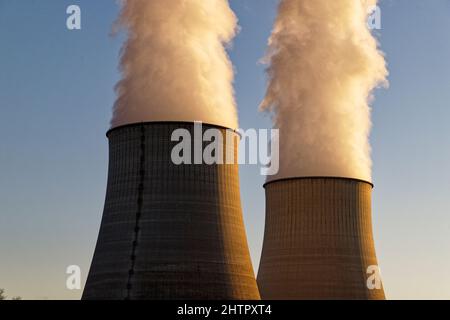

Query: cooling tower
[83,122,260,300]
[257,177,385,300]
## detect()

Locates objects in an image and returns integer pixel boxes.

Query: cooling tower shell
[257,177,385,300]
[83,122,260,300]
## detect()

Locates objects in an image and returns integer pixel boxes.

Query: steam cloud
[261,0,388,182]
[111,0,239,130]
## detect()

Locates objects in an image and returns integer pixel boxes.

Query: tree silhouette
[0,289,21,300]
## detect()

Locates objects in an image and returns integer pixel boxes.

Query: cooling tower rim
[106,121,239,138]
[263,176,374,189]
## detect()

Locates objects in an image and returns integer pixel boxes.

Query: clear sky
[0,0,449,300]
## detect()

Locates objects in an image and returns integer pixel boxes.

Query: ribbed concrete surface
[257,177,385,300]
[83,122,260,300]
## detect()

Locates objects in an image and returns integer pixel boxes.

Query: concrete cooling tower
[257,177,385,300]
[83,122,260,300]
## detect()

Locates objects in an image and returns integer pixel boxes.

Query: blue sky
[0,0,449,299]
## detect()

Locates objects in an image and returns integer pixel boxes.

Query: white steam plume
[261,0,388,182]
[111,0,239,130]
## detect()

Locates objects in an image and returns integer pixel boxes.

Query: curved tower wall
[257,177,385,300]
[83,122,260,300]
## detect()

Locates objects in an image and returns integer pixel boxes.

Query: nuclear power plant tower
[83,122,260,300]
[257,177,385,300]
